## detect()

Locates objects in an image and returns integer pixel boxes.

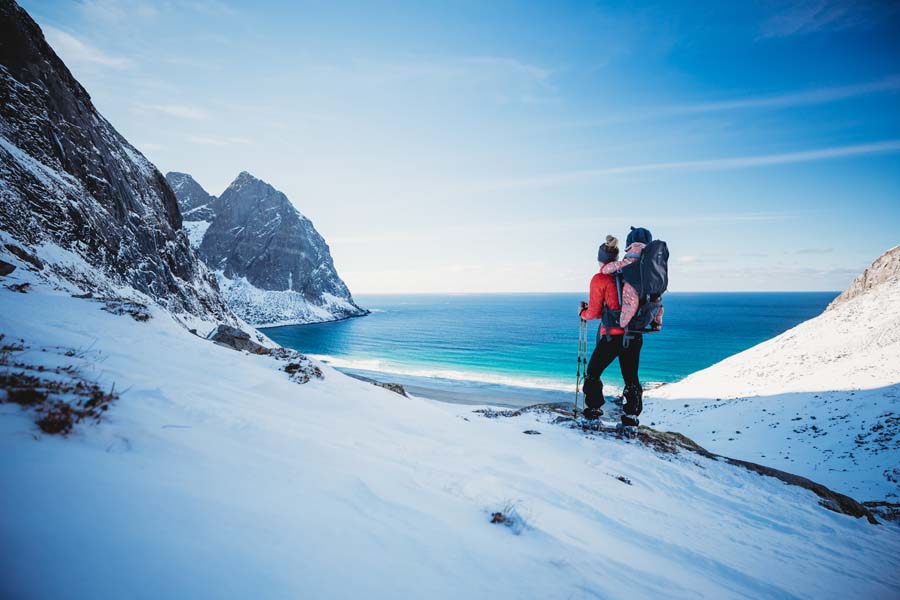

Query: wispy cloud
[41,25,132,69]
[342,54,555,104]
[795,246,834,254]
[668,75,900,115]
[185,135,252,146]
[760,0,887,38]
[79,0,160,23]
[477,139,900,191]
[135,141,167,153]
[135,103,209,120]
[555,74,900,130]
[459,56,552,83]
[360,55,552,85]
[190,0,239,17]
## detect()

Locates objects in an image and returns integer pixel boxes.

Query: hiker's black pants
[583,333,643,426]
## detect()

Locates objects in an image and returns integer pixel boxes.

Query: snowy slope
[650,251,900,500]
[2,270,899,599]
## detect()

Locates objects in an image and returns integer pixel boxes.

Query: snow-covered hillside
[2,267,899,599]
[651,248,900,501]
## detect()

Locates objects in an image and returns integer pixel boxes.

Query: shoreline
[255,308,371,330]
[339,366,576,409]
[342,365,670,410]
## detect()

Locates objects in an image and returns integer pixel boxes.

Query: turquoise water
[263,293,837,406]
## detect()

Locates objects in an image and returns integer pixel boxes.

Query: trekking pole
[574,318,586,418]
[580,319,589,416]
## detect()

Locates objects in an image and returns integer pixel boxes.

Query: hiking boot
[582,407,604,421]
[616,423,638,439]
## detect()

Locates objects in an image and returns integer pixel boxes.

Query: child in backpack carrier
[599,227,663,331]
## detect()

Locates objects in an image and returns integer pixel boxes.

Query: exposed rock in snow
[0,1,233,323]
[652,247,900,500]
[168,170,367,326]
[829,245,900,309]
[208,323,270,355]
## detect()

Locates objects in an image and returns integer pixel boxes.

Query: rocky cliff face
[828,245,900,310]
[0,0,232,322]
[170,171,366,326]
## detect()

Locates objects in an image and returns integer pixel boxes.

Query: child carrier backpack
[600,239,669,342]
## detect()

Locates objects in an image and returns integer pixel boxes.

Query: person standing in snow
[578,234,645,431]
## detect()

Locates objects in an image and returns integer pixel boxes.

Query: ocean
[262,292,837,407]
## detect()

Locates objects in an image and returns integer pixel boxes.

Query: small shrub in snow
[0,340,118,435]
[489,502,528,535]
[37,402,75,434]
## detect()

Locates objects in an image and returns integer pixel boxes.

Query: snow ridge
[829,245,900,309]
[652,247,900,500]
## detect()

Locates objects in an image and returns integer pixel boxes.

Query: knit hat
[597,235,620,264]
[626,226,652,246]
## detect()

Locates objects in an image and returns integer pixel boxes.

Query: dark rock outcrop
[207,324,270,355]
[0,259,14,276]
[4,243,42,269]
[169,170,367,325]
[0,0,232,321]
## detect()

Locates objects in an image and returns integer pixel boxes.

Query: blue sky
[22,0,900,292]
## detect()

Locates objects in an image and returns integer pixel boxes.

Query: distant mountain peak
[229,170,266,189]
[221,171,293,208]
[171,169,366,326]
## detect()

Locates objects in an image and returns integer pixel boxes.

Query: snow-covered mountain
[168,170,367,326]
[0,0,231,323]
[651,246,900,501]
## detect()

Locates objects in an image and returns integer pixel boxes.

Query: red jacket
[580,272,625,336]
